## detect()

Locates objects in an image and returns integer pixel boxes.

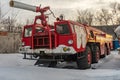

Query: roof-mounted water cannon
[9,0,51,26]
[9,0,50,13]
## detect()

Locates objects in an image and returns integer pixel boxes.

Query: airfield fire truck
[10,0,113,69]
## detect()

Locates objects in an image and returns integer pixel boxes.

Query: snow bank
[0,51,120,80]
[0,67,120,80]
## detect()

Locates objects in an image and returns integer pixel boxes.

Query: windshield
[56,24,70,34]
[24,27,32,37]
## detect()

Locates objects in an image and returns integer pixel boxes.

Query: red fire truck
[10,0,113,69]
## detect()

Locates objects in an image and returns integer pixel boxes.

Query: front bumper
[19,45,76,55]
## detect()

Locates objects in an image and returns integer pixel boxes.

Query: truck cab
[20,20,87,55]
[54,20,87,53]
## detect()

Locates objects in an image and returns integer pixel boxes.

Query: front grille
[33,35,55,49]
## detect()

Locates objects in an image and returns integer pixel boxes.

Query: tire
[48,61,57,67]
[76,46,92,69]
[92,46,100,63]
[107,46,111,55]
[23,53,27,59]
[101,45,107,58]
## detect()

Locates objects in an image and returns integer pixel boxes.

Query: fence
[0,32,21,53]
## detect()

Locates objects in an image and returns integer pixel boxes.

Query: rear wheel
[76,46,92,69]
[92,46,100,63]
[101,45,107,58]
[107,45,111,55]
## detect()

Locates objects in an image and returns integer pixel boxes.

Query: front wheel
[76,46,92,69]
[48,61,57,67]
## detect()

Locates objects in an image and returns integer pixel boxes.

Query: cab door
[55,21,73,46]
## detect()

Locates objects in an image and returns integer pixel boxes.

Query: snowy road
[0,51,120,80]
[92,51,120,69]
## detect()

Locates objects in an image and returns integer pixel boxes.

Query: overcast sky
[1,0,120,24]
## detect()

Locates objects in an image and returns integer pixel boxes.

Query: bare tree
[77,9,94,26]
[26,19,34,25]
[110,2,118,14]
[0,2,1,19]
[114,3,120,25]
[0,17,17,32]
[77,9,112,26]
[94,11,103,25]
[77,2,120,26]
[116,3,120,11]
[100,9,112,25]
[93,9,113,26]
[109,2,120,25]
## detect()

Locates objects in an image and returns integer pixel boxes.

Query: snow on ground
[0,51,120,80]
[0,54,35,67]
[92,51,120,69]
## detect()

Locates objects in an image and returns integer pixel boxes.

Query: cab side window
[24,27,32,37]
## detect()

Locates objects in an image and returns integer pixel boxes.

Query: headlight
[63,47,70,52]
[68,40,73,45]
